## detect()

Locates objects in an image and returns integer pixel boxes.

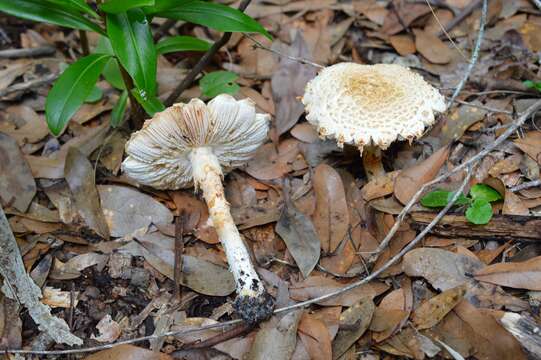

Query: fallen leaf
[382,3,430,35]
[3,106,50,145]
[403,248,484,291]
[441,105,487,146]
[91,314,121,343]
[514,131,541,164]
[474,256,541,290]
[290,123,319,143]
[0,132,36,212]
[332,297,375,359]
[272,32,317,135]
[503,190,529,215]
[371,289,408,343]
[275,196,320,278]
[41,287,79,308]
[312,164,350,254]
[414,29,452,64]
[412,285,466,330]
[489,154,522,177]
[83,344,172,360]
[65,147,110,239]
[361,171,400,201]
[289,276,388,307]
[98,185,173,237]
[389,34,416,56]
[298,313,332,360]
[378,327,425,359]
[394,146,450,205]
[245,140,299,180]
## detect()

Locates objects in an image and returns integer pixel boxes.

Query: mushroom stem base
[190,147,274,323]
[362,146,385,180]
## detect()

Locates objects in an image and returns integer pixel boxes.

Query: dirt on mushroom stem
[189,147,274,324]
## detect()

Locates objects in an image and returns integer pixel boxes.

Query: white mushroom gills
[190,146,264,298]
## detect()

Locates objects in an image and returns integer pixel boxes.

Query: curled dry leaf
[394,145,450,205]
[371,289,409,343]
[361,171,400,201]
[312,164,350,254]
[474,256,541,290]
[503,190,529,216]
[97,185,173,237]
[298,312,332,360]
[332,297,375,360]
[91,314,121,343]
[514,131,541,165]
[0,133,36,212]
[65,147,110,239]
[403,248,484,291]
[411,285,466,330]
[289,276,388,307]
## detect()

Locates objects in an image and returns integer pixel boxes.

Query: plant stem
[118,59,145,130]
[79,30,90,56]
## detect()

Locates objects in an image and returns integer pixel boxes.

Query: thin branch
[510,179,541,192]
[153,19,177,42]
[0,46,55,59]
[424,0,467,61]
[79,30,90,56]
[447,0,487,108]
[451,98,513,115]
[0,72,58,97]
[367,98,541,264]
[244,33,324,69]
[436,0,483,38]
[164,0,253,106]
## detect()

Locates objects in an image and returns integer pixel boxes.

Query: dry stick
[0,72,58,97]
[447,0,487,108]
[79,30,90,56]
[164,0,253,106]
[451,98,513,115]
[153,19,177,42]
[367,98,541,264]
[511,179,541,192]
[436,0,482,38]
[173,211,185,300]
[243,33,324,69]
[0,46,56,59]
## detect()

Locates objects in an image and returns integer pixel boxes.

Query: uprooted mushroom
[302,62,446,179]
[122,94,274,324]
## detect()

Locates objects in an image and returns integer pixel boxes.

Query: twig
[173,211,185,300]
[447,0,487,108]
[436,0,483,38]
[179,323,253,350]
[79,30,90,56]
[118,66,145,130]
[511,179,541,192]
[367,98,541,264]
[164,0,254,106]
[0,72,58,97]
[0,46,56,59]
[153,19,177,42]
[451,98,513,115]
[424,0,467,61]
[244,33,324,69]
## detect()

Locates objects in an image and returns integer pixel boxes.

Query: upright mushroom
[122,94,274,324]
[302,63,446,179]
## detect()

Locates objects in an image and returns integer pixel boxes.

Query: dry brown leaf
[378,327,425,359]
[83,344,172,360]
[389,35,416,56]
[312,164,350,254]
[332,297,375,359]
[474,256,541,290]
[394,146,450,205]
[298,313,332,360]
[371,289,408,343]
[441,105,487,145]
[361,171,400,201]
[290,123,319,143]
[381,3,430,35]
[520,21,541,52]
[414,28,452,64]
[503,190,529,215]
[3,105,50,145]
[454,300,526,360]
[41,287,79,308]
[289,276,388,307]
[489,154,522,177]
[0,132,36,212]
[245,140,299,180]
[411,285,466,330]
[354,0,388,25]
[514,131,541,165]
[91,314,121,343]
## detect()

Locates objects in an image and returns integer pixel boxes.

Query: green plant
[421,184,502,225]
[524,80,541,92]
[0,0,269,135]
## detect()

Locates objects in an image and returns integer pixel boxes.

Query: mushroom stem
[362,146,385,181]
[189,147,274,324]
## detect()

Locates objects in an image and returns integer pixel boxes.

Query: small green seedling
[524,80,541,92]
[421,184,502,225]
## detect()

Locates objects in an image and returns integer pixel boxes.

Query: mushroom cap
[302,63,446,150]
[122,94,270,190]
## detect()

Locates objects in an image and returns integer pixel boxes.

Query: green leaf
[200,71,239,98]
[156,35,211,54]
[47,0,100,19]
[131,88,165,116]
[420,190,470,208]
[523,80,541,92]
[95,37,126,90]
[85,86,103,103]
[465,199,493,225]
[106,9,157,95]
[0,0,104,34]
[111,90,129,127]
[100,0,155,14]
[144,0,190,13]
[46,53,112,136]
[469,184,502,203]
[154,1,271,39]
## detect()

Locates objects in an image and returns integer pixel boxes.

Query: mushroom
[121,94,274,324]
[302,62,446,179]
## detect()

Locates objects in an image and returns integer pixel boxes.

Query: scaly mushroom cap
[302,63,446,150]
[122,94,270,189]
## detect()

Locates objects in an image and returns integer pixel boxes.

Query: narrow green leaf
[0,0,104,34]
[95,36,126,90]
[100,0,155,14]
[465,199,493,225]
[85,86,103,103]
[46,53,112,136]
[131,88,165,116]
[143,0,190,13]
[111,90,129,127]
[469,184,502,203]
[154,1,271,39]
[47,0,100,19]
[156,35,211,54]
[106,9,157,95]
[421,190,470,208]
[200,71,239,98]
